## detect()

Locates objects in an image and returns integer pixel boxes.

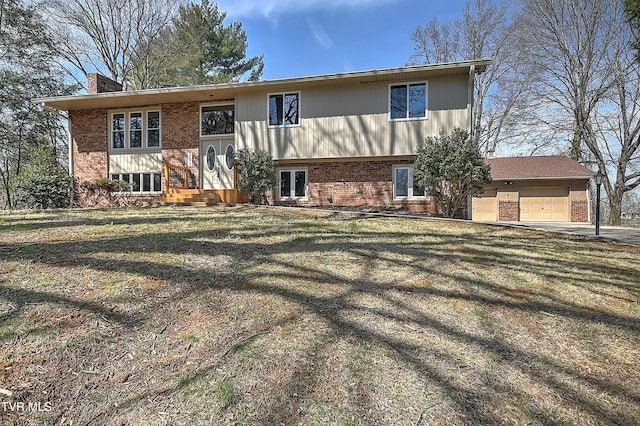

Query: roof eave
[35,59,493,111]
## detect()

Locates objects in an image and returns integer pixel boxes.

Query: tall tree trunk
[608,190,624,226]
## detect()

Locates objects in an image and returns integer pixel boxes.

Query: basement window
[111,172,162,193]
[278,168,307,200]
[393,166,427,199]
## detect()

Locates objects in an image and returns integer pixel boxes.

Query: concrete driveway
[503,222,640,247]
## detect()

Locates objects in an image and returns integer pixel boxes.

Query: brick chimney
[87,73,123,94]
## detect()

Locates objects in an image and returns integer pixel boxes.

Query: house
[38,60,491,212]
[471,155,594,222]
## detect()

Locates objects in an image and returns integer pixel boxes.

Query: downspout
[67,115,73,208]
[466,65,476,220]
[468,64,475,137]
[587,180,592,224]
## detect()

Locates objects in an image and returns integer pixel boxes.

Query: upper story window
[201,105,234,136]
[269,93,299,127]
[147,111,160,147]
[389,82,427,120]
[110,110,161,151]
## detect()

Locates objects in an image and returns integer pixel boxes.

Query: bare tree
[43,0,179,89]
[516,0,640,225]
[408,0,526,155]
[409,18,460,65]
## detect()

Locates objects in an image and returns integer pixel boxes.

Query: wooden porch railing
[163,161,192,192]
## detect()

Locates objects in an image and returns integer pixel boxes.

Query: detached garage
[472,156,594,223]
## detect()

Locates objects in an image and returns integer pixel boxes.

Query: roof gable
[487,156,594,180]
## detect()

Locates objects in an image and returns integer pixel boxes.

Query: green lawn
[0,206,638,425]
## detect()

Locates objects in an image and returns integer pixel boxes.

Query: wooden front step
[163,190,222,203]
[162,189,249,204]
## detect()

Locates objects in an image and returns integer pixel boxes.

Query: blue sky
[215,0,469,80]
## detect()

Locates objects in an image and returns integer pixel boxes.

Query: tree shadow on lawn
[0,205,262,233]
[0,210,639,424]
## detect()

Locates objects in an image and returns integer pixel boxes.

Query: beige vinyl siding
[236,74,469,160]
[109,153,163,174]
[570,187,588,201]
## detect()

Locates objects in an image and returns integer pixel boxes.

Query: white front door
[201,139,235,190]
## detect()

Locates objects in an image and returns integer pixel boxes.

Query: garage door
[472,188,497,221]
[519,187,569,222]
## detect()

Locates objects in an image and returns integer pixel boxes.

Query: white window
[111,172,162,193]
[112,113,125,149]
[269,92,300,127]
[147,111,161,147]
[110,110,161,150]
[129,112,143,148]
[278,168,307,200]
[389,82,428,120]
[201,104,234,136]
[393,166,427,199]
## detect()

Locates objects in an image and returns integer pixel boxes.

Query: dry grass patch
[0,206,638,425]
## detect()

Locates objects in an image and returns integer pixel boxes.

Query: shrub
[77,178,131,207]
[234,149,276,204]
[413,128,492,218]
[12,146,71,209]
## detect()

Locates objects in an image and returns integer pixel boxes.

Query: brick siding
[70,109,109,184]
[87,74,122,94]
[498,201,519,221]
[571,200,589,222]
[70,102,202,187]
[271,160,439,214]
[68,101,446,214]
[161,102,200,187]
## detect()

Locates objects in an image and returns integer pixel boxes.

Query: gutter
[491,176,595,181]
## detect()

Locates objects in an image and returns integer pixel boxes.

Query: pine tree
[130,0,264,88]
